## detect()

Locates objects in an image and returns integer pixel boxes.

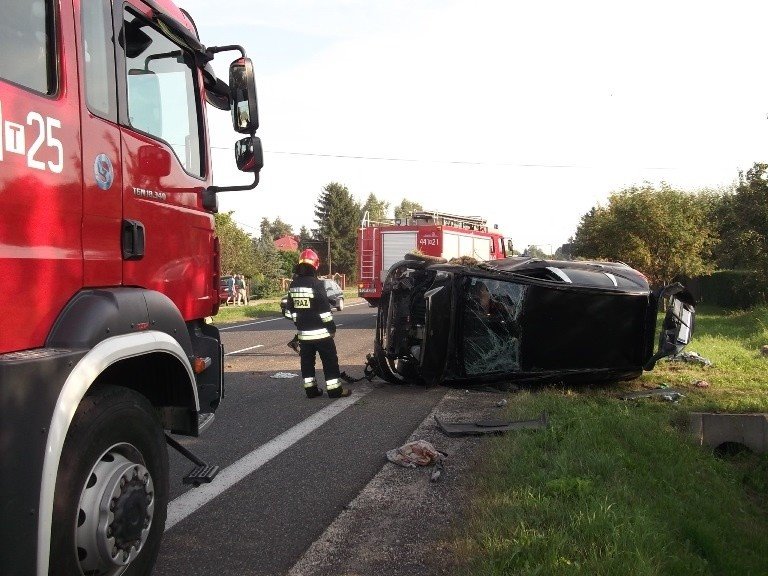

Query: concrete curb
[287,387,511,576]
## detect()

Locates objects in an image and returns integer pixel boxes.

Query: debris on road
[435,412,548,437]
[666,351,712,366]
[386,440,445,468]
[271,372,299,379]
[430,459,445,483]
[621,388,685,402]
[495,399,508,407]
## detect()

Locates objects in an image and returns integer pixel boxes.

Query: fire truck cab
[0,1,262,574]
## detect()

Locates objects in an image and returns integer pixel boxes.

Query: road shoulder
[288,386,509,576]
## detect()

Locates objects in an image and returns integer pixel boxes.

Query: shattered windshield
[461,277,526,376]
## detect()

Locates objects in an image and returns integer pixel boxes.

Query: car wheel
[49,385,169,576]
[336,298,344,311]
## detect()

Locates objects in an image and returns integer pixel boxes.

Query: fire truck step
[165,433,220,486]
[183,464,220,486]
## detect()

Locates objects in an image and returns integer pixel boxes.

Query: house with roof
[274,235,299,251]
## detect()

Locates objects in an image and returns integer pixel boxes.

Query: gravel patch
[288,386,512,576]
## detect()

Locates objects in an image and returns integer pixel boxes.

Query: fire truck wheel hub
[76,444,155,574]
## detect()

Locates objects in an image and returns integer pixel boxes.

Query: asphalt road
[153,300,447,576]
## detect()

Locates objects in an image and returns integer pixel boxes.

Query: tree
[259,216,294,240]
[713,163,768,272]
[361,193,390,224]
[522,245,547,259]
[299,226,313,246]
[276,249,300,279]
[252,236,285,297]
[394,198,423,220]
[571,183,717,287]
[215,212,256,277]
[314,182,361,277]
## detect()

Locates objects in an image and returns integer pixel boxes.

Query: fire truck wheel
[49,385,169,576]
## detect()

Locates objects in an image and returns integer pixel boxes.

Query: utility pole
[327,236,331,276]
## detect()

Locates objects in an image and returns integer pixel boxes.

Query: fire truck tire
[49,385,169,576]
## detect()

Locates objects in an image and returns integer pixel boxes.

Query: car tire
[49,385,169,576]
[336,298,344,311]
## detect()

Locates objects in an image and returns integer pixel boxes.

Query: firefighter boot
[305,385,323,398]
[327,386,351,398]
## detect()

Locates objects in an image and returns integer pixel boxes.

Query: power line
[209,145,680,170]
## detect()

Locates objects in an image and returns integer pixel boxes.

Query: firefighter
[285,249,351,398]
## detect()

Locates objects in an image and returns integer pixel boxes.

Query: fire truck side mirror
[229,57,259,134]
[235,136,263,174]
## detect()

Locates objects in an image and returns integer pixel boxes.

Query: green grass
[640,305,768,412]
[211,299,282,323]
[453,305,768,576]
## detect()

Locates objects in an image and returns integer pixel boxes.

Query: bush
[685,270,766,309]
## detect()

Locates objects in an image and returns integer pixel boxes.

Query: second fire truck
[357,210,512,305]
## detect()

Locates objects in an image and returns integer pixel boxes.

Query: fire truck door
[118,3,214,320]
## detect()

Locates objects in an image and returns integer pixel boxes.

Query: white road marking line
[218,317,283,330]
[164,383,374,531]
[217,302,368,331]
[224,344,263,356]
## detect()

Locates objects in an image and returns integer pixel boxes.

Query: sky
[177,0,768,252]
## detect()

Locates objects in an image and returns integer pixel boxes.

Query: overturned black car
[367,255,695,387]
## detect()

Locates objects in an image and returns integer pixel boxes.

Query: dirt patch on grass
[288,387,512,576]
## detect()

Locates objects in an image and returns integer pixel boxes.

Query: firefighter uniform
[285,253,349,398]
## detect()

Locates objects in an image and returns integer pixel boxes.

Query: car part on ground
[366,256,696,387]
[435,412,549,437]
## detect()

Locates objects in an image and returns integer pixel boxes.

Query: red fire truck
[0,1,262,574]
[357,210,511,305]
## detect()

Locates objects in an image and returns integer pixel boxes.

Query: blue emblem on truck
[94,153,114,190]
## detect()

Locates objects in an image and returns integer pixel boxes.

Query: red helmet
[299,248,320,270]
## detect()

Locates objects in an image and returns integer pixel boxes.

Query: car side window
[461,277,525,376]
